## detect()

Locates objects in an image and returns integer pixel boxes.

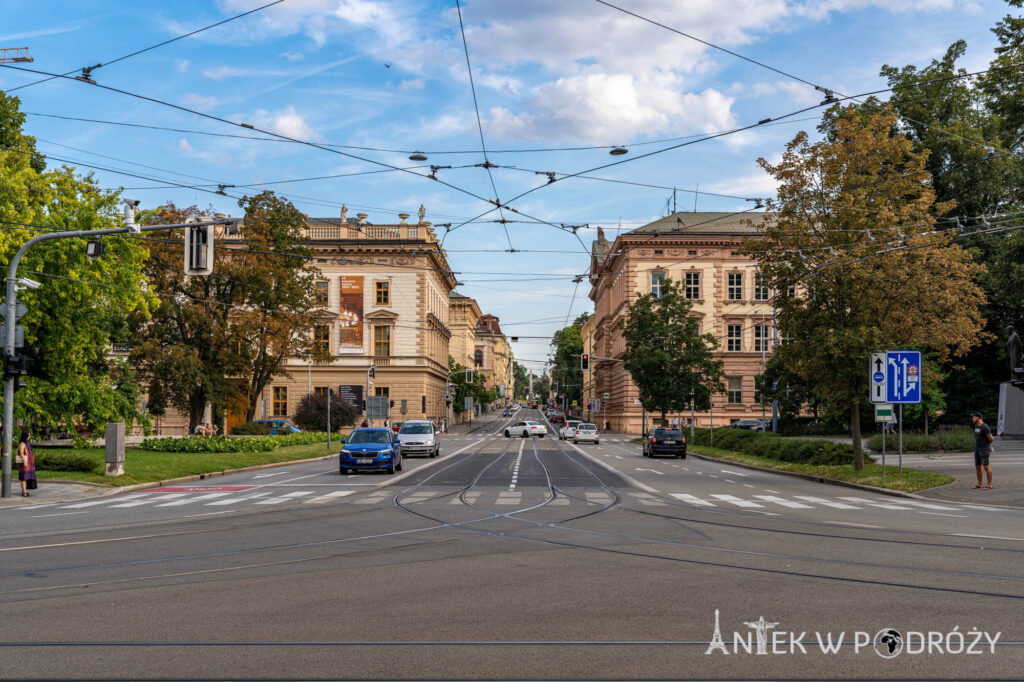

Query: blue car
[339,428,403,475]
[252,419,302,435]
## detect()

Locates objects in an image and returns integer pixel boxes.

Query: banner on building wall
[338,275,364,353]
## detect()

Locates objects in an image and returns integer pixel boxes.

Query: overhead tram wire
[455,0,513,251]
[6,0,286,93]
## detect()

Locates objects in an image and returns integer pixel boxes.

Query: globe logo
[873,629,903,658]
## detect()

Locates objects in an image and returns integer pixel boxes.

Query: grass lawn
[35,441,339,487]
[689,445,954,493]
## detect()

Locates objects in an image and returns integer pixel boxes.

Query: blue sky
[0,0,1011,371]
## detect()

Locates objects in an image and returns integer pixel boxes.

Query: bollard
[105,422,126,476]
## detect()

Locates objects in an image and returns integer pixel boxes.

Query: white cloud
[397,78,425,91]
[181,93,219,110]
[251,106,320,140]
[174,59,190,73]
[280,51,305,62]
[214,0,407,47]
[705,157,782,198]
[477,72,523,96]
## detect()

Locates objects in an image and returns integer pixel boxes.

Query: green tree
[748,108,987,469]
[621,278,724,425]
[129,194,321,431]
[292,391,356,432]
[754,355,821,424]
[549,321,584,409]
[0,91,154,436]
[512,361,529,400]
[448,356,490,414]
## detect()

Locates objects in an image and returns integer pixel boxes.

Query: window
[653,249,663,255]
[754,274,769,301]
[473,349,483,367]
[314,386,329,398]
[273,386,288,416]
[727,377,743,405]
[684,272,700,300]
[688,250,697,255]
[727,273,743,301]
[651,272,666,298]
[727,324,742,352]
[373,325,391,357]
[314,280,329,306]
[754,324,769,352]
[787,285,797,298]
[375,280,390,305]
[313,325,330,354]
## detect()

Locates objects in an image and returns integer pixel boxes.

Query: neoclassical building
[587,211,775,434]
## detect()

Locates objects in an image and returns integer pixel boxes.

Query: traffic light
[389,400,395,408]
[184,220,214,276]
[3,353,33,380]
[368,366,375,379]
[360,400,366,411]
[465,369,473,382]
[581,353,590,371]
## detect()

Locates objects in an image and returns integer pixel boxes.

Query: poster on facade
[337,275,363,353]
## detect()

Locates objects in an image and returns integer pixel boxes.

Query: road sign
[875,404,894,422]
[400,399,408,416]
[0,325,24,349]
[603,392,610,399]
[869,352,887,404]
[464,396,474,412]
[367,396,388,419]
[885,350,922,404]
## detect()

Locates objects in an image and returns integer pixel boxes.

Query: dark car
[726,419,766,431]
[339,428,403,474]
[642,428,686,458]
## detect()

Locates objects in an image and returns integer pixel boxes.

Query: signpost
[869,352,887,404]
[875,404,894,475]
[367,396,388,421]
[870,350,922,474]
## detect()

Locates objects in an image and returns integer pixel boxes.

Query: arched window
[473,350,483,367]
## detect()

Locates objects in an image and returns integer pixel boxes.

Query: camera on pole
[184,217,215,276]
[123,198,141,234]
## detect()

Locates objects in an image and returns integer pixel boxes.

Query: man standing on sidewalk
[971,412,994,489]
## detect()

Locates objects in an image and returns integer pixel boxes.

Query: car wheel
[396,456,403,472]
[339,467,349,475]
[521,432,527,438]
[595,440,599,445]
[539,434,545,438]
[505,430,511,438]
[386,460,395,474]
[677,454,684,459]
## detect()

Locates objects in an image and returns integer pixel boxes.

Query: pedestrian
[971,412,994,489]
[360,419,368,428]
[17,428,36,497]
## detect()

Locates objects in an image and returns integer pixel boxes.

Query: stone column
[105,422,126,476]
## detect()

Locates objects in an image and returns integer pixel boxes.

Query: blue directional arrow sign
[886,350,922,404]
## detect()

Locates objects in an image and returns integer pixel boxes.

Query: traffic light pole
[1,218,231,497]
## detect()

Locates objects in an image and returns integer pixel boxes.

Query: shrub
[293,392,357,432]
[35,451,98,473]
[231,422,271,436]
[865,429,973,453]
[138,432,341,453]
[686,426,868,466]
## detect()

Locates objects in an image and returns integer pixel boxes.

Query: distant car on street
[573,423,600,444]
[252,419,301,435]
[339,427,403,474]
[550,413,565,424]
[396,420,440,458]
[642,428,686,458]
[726,419,767,431]
[559,420,582,440]
[505,421,547,438]
[502,407,512,417]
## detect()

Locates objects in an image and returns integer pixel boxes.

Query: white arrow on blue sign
[885,350,922,404]
[870,352,887,404]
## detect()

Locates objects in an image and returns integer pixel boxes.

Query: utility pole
[2,211,235,497]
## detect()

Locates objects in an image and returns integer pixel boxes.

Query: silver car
[559,420,582,440]
[573,423,600,444]
[396,420,440,458]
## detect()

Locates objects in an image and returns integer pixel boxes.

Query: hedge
[139,432,344,454]
[230,422,272,436]
[865,429,974,453]
[682,427,870,466]
[35,451,98,473]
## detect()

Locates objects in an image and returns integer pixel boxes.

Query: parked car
[339,428,403,474]
[252,419,302,435]
[502,407,511,417]
[505,421,547,438]
[550,413,565,424]
[396,420,440,458]
[726,419,767,431]
[559,420,582,440]
[391,421,403,434]
[573,423,600,444]
[642,428,686,458]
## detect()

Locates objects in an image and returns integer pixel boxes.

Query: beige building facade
[588,212,775,435]
[474,314,513,404]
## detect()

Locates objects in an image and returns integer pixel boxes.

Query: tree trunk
[851,402,864,470]
[189,390,207,434]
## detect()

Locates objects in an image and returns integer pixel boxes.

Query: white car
[505,420,547,438]
[573,423,600,444]
[559,420,582,440]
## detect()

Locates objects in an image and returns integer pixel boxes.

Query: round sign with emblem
[873,372,884,383]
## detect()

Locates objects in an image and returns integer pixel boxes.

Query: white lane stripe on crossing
[255,491,314,505]
[110,494,188,508]
[753,495,812,509]
[710,494,764,508]
[670,493,715,507]
[838,496,914,510]
[795,496,860,509]
[898,500,962,511]
[206,492,274,506]
[156,492,231,507]
[63,496,136,509]
[306,491,355,504]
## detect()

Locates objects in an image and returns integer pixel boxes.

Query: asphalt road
[1,409,1022,681]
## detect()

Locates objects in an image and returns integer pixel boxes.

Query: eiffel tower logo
[705,609,729,655]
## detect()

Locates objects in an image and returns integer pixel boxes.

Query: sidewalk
[898,439,1024,506]
[0,480,116,510]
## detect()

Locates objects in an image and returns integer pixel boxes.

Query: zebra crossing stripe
[206,491,274,506]
[110,494,188,508]
[306,491,355,504]
[838,496,914,510]
[255,491,313,505]
[156,492,232,506]
[710,494,765,508]
[794,496,860,509]
[670,493,715,507]
[754,495,813,509]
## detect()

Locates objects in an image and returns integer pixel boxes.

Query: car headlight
[340,449,352,456]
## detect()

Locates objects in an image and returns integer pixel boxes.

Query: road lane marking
[710,494,764,508]
[723,470,750,477]
[635,468,664,475]
[794,496,861,509]
[899,501,962,511]
[156,492,231,506]
[30,511,88,518]
[670,493,715,507]
[110,494,189,508]
[206,491,274,506]
[62,497,132,509]
[826,521,883,529]
[838,496,914,510]
[255,491,313,505]
[251,471,290,479]
[953,533,1024,541]
[754,495,813,509]
[916,511,969,518]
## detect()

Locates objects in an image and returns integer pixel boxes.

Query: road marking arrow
[901,357,912,397]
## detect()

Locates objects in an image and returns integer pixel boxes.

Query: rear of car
[396,420,439,458]
[643,428,686,458]
[573,423,599,444]
[559,420,582,440]
[339,428,403,474]
[550,413,565,424]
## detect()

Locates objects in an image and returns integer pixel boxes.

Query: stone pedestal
[105,422,126,476]
[997,383,1024,439]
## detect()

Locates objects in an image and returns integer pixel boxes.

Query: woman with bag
[17,428,36,497]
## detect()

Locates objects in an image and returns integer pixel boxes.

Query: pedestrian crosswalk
[667,491,971,513]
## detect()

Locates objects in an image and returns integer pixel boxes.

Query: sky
[0,0,1013,372]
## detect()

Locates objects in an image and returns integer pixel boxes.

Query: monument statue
[340,204,348,223]
[418,203,426,224]
[1008,325,1022,379]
